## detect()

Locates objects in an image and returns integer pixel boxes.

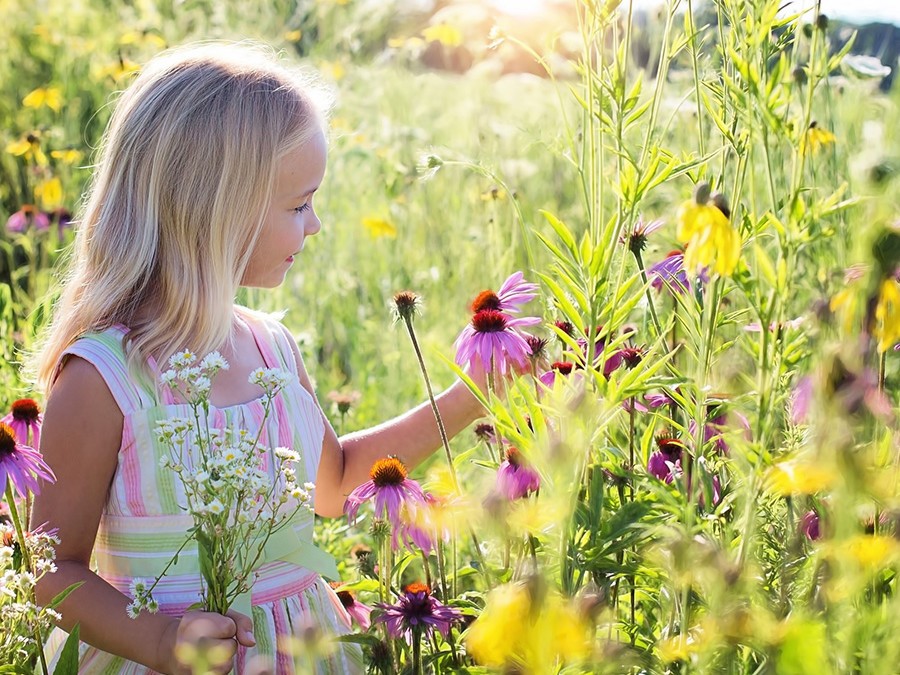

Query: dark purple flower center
[656,436,682,459]
[336,590,356,608]
[0,422,18,457]
[552,361,574,375]
[474,423,495,441]
[619,347,644,369]
[370,457,407,487]
[554,320,574,336]
[471,309,508,333]
[11,398,40,422]
[471,290,502,313]
[526,336,549,359]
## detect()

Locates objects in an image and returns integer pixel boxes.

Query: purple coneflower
[474,422,497,444]
[495,448,541,500]
[376,582,462,643]
[331,583,374,631]
[647,436,683,483]
[539,361,574,387]
[468,272,538,315]
[621,216,665,255]
[454,309,540,376]
[344,456,428,526]
[604,346,645,377]
[0,421,55,498]
[790,376,814,425]
[2,398,43,448]
[800,510,820,541]
[645,391,676,408]
[648,250,691,294]
[6,205,50,233]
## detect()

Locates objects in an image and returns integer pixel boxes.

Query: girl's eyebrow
[290,185,319,201]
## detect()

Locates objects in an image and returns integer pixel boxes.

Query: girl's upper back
[60,310,325,519]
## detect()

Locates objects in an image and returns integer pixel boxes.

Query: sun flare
[486,0,551,18]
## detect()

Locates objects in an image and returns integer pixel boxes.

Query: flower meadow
[4,0,900,673]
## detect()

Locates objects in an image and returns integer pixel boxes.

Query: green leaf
[46,581,85,610]
[52,624,81,675]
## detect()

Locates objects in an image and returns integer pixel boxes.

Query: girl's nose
[305,213,321,237]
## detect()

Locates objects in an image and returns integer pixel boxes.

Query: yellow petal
[874,279,900,352]
[767,460,836,496]
[6,139,32,156]
[35,177,63,209]
[50,149,83,164]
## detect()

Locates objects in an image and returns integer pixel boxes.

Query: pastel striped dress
[45,311,365,674]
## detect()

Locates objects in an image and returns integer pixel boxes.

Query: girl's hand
[159,609,256,675]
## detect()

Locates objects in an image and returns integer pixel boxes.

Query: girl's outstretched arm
[31,357,253,674]
[285,339,484,518]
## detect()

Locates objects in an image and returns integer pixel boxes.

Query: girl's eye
[294,203,311,214]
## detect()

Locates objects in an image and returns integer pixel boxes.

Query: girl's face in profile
[242,129,327,288]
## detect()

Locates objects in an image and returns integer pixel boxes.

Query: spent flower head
[392,291,421,323]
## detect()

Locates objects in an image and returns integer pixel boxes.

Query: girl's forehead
[276,130,327,197]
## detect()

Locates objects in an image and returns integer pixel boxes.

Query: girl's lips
[286,255,295,263]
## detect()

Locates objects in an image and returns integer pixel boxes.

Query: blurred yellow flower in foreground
[874,278,900,352]
[422,23,463,47]
[23,87,62,112]
[362,216,397,238]
[119,30,166,50]
[465,581,589,671]
[95,58,141,82]
[767,460,836,496]
[35,177,63,210]
[676,182,741,277]
[283,30,302,42]
[800,121,836,156]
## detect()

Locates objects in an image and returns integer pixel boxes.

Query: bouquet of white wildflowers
[129,351,314,617]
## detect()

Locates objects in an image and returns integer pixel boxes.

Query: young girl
[30,43,486,674]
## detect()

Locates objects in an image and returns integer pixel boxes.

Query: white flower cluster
[132,350,310,617]
[1,524,63,666]
[125,578,159,619]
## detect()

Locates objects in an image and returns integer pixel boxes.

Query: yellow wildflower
[23,87,62,113]
[35,177,63,210]
[800,121,836,156]
[95,58,141,82]
[50,149,83,164]
[6,133,47,165]
[283,29,302,42]
[874,278,900,352]
[846,534,899,570]
[361,216,397,238]
[422,23,463,47]
[767,460,836,496]
[465,582,589,671]
[676,183,741,277]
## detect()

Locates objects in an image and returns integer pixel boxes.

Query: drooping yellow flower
[676,183,741,277]
[800,121,836,156]
[23,87,62,112]
[767,459,836,496]
[361,216,397,238]
[422,23,463,47]
[874,278,900,352]
[465,582,590,671]
[35,177,63,210]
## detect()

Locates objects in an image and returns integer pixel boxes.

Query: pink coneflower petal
[0,422,55,498]
[344,457,428,529]
[790,376,814,425]
[496,271,539,312]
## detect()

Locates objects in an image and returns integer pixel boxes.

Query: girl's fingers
[226,609,257,647]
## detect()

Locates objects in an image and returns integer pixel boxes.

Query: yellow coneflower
[676,182,741,277]
[800,120,836,156]
[34,177,63,210]
[874,277,900,352]
[23,87,62,113]
[361,216,397,238]
[6,133,47,166]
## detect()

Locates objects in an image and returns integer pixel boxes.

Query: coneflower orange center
[0,422,18,457]
[336,590,356,608]
[404,582,430,595]
[11,398,40,422]
[471,309,508,333]
[505,447,525,467]
[370,457,408,486]
[471,290,501,313]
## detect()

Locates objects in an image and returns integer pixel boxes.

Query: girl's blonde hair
[31,42,331,393]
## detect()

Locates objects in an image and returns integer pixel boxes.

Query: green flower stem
[686,0,706,157]
[5,486,50,675]
[401,316,460,492]
[632,248,665,340]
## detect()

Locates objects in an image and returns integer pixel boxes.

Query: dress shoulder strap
[237,309,299,376]
[58,327,158,416]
